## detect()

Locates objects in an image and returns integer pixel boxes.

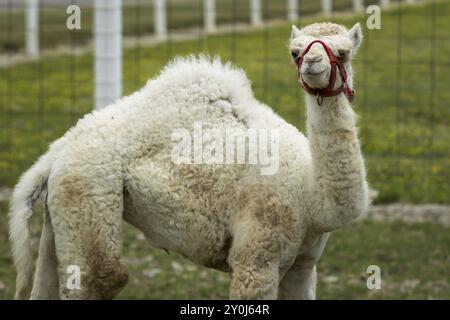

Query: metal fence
[0,0,449,204]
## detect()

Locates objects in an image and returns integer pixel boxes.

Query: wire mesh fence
[0,0,449,204]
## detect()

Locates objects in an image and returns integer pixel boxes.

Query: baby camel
[9,22,368,299]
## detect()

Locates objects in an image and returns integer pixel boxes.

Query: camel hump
[147,55,255,106]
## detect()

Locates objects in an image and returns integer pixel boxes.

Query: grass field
[0,0,365,52]
[0,200,448,299]
[1,1,449,203]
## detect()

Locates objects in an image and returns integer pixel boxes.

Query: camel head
[290,22,362,95]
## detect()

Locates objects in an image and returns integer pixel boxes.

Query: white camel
[9,22,368,300]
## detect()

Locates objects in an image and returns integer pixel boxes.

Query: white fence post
[353,0,364,12]
[204,0,216,32]
[154,0,167,40]
[94,0,122,110]
[321,0,332,15]
[26,0,39,57]
[380,0,390,8]
[287,0,298,22]
[250,0,262,26]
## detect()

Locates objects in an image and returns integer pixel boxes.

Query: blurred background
[0,0,449,299]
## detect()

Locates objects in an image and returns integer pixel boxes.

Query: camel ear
[291,25,301,40]
[348,23,363,52]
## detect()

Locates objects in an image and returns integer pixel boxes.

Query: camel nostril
[304,53,323,63]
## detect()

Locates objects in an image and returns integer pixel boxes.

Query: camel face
[290,22,362,91]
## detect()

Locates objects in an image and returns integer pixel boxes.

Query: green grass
[0,0,362,52]
[1,2,448,300]
[1,1,449,203]
[0,200,448,299]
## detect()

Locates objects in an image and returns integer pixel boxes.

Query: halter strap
[295,40,355,105]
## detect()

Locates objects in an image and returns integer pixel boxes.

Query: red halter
[295,40,355,105]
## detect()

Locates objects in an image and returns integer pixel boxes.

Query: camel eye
[337,50,349,62]
[291,49,300,60]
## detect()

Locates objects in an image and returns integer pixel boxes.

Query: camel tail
[8,152,52,299]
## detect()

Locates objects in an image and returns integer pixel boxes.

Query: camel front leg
[228,219,281,299]
[278,233,329,300]
[229,257,280,299]
[279,264,318,300]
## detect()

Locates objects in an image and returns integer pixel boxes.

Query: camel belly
[123,192,232,271]
[123,160,238,271]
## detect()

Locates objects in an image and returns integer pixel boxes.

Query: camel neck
[305,93,356,134]
[304,93,368,232]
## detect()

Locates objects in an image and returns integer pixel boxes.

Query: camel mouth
[301,69,326,76]
[300,68,329,90]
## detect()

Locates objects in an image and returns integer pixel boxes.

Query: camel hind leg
[48,170,128,299]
